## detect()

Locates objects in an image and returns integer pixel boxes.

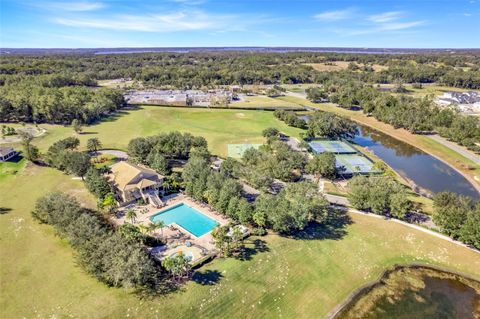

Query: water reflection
[335,266,480,319]
[352,126,479,200]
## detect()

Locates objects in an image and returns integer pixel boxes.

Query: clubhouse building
[107,161,164,207]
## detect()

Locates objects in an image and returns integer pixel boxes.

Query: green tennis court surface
[227,144,262,158]
[309,140,357,154]
[336,154,378,175]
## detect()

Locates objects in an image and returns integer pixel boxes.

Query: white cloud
[368,11,403,23]
[314,8,355,21]
[319,9,425,36]
[53,10,271,33]
[42,1,105,12]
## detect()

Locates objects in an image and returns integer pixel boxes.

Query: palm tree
[148,220,165,238]
[126,208,137,223]
[138,224,148,234]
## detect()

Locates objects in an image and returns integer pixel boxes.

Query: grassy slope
[1,165,479,318]
[2,106,303,158]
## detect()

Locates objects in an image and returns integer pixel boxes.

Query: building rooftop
[109,161,163,191]
[0,147,15,157]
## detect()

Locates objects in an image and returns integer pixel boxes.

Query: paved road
[96,149,129,160]
[325,193,350,206]
[427,134,480,165]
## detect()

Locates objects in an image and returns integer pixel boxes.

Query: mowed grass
[1,165,480,318]
[2,106,303,158]
[0,156,25,182]
[230,95,300,109]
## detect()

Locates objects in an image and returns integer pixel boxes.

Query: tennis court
[335,154,378,175]
[309,140,357,154]
[227,144,262,158]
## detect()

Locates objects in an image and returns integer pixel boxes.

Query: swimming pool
[149,203,218,237]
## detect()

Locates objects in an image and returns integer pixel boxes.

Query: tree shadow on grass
[291,209,352,241]
[5,154,23,163]
[192,269,224,286]
[0,207,12,215]
[101,108,140,123]
[234,238,269,262]
[135,275,183,299]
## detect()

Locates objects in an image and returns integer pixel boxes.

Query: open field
[97,79,136,89]
[1,164,479,318]
[1,106,303,158]
[231,95,301,109]
[377,83,480,98]
[305,62,388,72]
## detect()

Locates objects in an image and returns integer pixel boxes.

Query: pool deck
[114,193,229,258]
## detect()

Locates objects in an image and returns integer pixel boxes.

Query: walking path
[426,134,480,165]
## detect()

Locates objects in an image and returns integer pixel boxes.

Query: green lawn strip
[1,165,479,318]
[0,156,26,182]
[2,106,303,158]
[231,95,300,109]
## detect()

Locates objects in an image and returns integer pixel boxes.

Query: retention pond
[351,125,479,200]
[333,265,480,319]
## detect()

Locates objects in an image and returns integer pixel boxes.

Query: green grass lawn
[231,95,300,109]
[1,164,479,318]
[0,156,26,182]
[2,106,303,158]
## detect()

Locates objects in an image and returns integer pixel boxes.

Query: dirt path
[427,134,480,165]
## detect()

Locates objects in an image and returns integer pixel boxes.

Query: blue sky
[1,0,479,48]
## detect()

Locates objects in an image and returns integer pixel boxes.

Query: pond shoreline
[347,115,480,195]
[327,263,480,319]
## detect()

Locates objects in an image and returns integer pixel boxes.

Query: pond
[352,126,479,200]
[334,265,480,319]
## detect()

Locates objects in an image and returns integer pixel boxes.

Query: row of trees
[240,141,307,189]
[182,150,332,234]
[32,193,162,289]
[273,110,307,128]
[45,137,92,178]
[182,153,254,225]
[306,81,480,151]
[306,111,358,140]
[127,131,208,175]
[347,175,412,219]
[2,51,479,88]
[433,192,479,249]
[253,182,330,233]
[0,85,125,124]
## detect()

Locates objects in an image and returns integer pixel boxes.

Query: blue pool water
[149,203,218,237]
